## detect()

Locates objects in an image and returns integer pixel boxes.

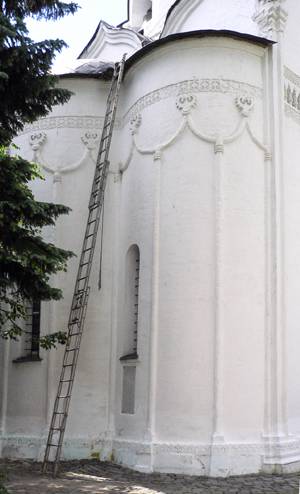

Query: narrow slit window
[27,299,41,357]
[13,299,41,362]
[133,253,140,354]
[120,245,140,360]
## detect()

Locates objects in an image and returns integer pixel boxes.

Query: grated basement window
[13,299,42,363]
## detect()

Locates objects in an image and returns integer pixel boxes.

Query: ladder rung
[77,275,88,282]
[65,348,78,352]
[96,160,105,168]
[68,319,79,326]
[82,247,93,254]
[57,395,71,399]
[80,261,90,267]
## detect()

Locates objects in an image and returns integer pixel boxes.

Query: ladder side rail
[42,55,126,475]
[43,285,90,471]
[66,57,124,325]
[52,287,90,476]
[66,65,120,325]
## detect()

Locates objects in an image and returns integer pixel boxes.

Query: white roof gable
[161,0,259,38]
[78,21,146,62]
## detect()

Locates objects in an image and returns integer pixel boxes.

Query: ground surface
[1,460,300,494]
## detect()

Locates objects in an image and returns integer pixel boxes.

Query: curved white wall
[1,77,117,460]
[114,35,270,475]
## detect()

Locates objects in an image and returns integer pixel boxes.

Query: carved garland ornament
[29,130,98,179]
[81,132,99,150]
[176,94,197,115]
[119,92,269,173]
[235,95,254,117]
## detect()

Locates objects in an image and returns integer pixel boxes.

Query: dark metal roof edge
[78,19,102,59]
[124,29,275,74]
[58,72,112,80]
[161,0,181,36]
[117,0,130,27]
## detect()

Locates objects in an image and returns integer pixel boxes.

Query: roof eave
[124,29,275,74]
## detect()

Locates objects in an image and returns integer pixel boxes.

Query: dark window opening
[120,245,140,361]
[133,253,140,354]
[13,300,42,363]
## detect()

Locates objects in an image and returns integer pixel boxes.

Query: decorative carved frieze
[20,82,262,137]
[123,78,262,125]
[21,115,121,135]
[284,67,300,123]
[284,66,300,89]
[253,0,287,35]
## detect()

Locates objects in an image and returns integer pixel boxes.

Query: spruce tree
[0,1,79,347]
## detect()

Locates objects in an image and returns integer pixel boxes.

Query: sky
[26,0,128,73]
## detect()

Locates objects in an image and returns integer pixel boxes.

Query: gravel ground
[0,459,300,494]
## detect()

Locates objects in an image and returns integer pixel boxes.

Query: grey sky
[27,1,128,73]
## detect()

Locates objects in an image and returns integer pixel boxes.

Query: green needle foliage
[0,468,8,493]
[0,1,78,347]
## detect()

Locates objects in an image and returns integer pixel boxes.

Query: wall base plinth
[111,439,276,477]
[2,435,300,477]
[0,434,112,463]
[262,435,300,473]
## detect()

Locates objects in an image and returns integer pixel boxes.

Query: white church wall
[221,133,265,441]
[3,0,300,475]
[284,113,300,437]
[114,151,155,438]
[156,133,215,444]
[1,77,118,460]
[256,0,300,451]
[112,35,271,475]
[280,0,300,441]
